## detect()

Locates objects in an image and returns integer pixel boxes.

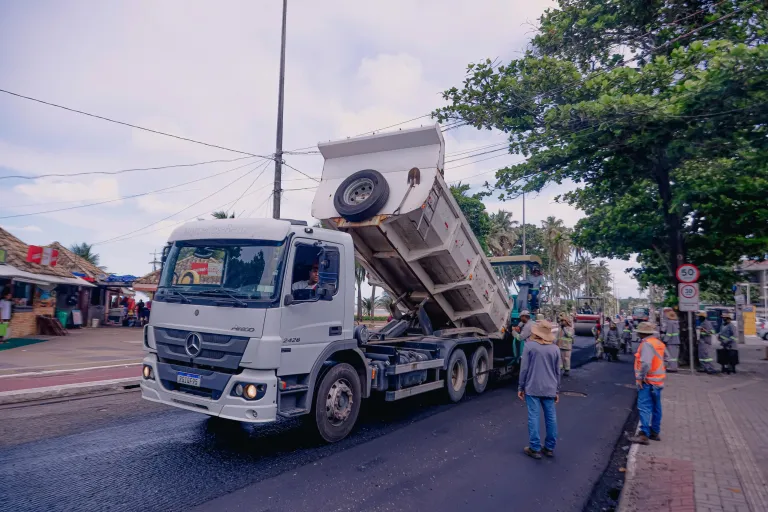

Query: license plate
[177,372,202,387]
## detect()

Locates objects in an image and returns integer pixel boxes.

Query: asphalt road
[0,335,636,512]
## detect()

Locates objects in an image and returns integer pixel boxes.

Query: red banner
[26,245,43,264]
[191,262,209,275]
[26,246,59,266]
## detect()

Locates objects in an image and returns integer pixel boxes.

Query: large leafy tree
[436,1,768,352]
[450,183,492,253]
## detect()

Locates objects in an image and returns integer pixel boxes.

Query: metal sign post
[678,268,700,377]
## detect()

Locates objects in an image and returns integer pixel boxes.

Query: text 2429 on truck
[140,125,529,442]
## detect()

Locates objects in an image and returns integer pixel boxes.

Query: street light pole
[272,0,288,219]
[522,192,527,279]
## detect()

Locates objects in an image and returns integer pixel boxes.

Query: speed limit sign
[676,263,700,283]
[678,283,700,311]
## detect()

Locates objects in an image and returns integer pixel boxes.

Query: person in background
[629,322,666,445]
[592,319,603,360]
[662,309,680,372]
[518,320,561,460]
[718,312,738,374]
[556,314,575,376]
[136,299,146,326]
[622,318,634,354]
[697,311,717,374]
[602,320,622,361]
[0,288,12,344]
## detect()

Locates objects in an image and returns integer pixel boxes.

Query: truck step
[278,407,309,418]
[279,384,309,395]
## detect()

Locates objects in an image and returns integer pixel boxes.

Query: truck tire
[574,323,593,336]
[469,346,490,394]
[445,349,468,402]
[312,363,362,443]
[333,169,390,222]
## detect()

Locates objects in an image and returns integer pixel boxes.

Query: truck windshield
[632,307,649,317]
[157,239,286,306]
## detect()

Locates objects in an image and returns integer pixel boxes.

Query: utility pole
[272,0,288,219]
[148,250,161,272]
[522,192,527,279]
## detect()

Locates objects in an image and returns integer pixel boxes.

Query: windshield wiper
[163,289,192,304]
[196,289,248,307]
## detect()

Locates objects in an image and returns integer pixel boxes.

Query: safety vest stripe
[666,333,679,336]
[700,358,713,362]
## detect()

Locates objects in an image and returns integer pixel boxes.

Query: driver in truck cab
[292,260,320,292]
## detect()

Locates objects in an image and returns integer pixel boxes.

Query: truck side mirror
[284,294,294,306]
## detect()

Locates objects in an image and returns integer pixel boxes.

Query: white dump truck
[140,125,524,442]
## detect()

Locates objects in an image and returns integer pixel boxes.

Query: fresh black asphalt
[0,335,636,512]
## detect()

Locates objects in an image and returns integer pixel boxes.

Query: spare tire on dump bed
[333,169,390,222]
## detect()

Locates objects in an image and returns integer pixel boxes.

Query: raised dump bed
[311,124,510,334]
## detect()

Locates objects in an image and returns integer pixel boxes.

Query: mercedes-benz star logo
[185,333,202,357]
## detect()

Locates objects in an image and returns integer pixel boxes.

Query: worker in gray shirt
[696,312,717,374]
[718,313,738,374]
[662,309,680,372]
[518,320,561,460]
[514,310,533,342]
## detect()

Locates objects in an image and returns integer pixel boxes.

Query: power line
[0,160,259,219]
[0,88,272,159]
[444,146,509,164]
[247,192,274,218]
[228,160,272,214]
[92,166,258,245]
[0,155,256,181]
[1,187,205,209]
[445,152,512,170]
[281,161,320,182]
[95,188,269,245]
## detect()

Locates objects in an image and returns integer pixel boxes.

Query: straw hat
[530,320,555,343]
[536,313,545,321]
[664,309,678,320]
[697,311,707,317]
[722,312,733,319]
[558,313,572,326]
[635,322,656,335]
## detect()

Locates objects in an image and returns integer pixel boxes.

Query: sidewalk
[620,338,768,512]
[0,327,143,404]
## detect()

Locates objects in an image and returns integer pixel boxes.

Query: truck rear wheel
[312,363,361,443]
[470,346,489,394]
[445,349,468,402]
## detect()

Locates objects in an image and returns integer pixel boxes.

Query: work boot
[629,433,650,445]
[542,448,554,457]
[649,432,661,442]
[524,447,542,459]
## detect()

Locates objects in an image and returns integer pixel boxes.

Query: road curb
[0,377,140,405]
[616,421,640,512]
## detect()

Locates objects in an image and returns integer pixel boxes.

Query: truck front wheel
[445,349,468,402]
[312,363,362,443]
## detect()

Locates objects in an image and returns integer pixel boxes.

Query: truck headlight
[142,365,154,380]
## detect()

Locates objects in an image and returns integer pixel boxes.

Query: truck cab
[140,219,368,438]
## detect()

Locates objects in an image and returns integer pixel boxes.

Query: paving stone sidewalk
[620,342,768,512]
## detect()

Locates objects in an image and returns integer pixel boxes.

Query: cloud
[13,177,121,205]
[5,224,42,233]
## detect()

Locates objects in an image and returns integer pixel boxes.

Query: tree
[541,216,570,298]
[355,261,366,323]
[450,183,491,253]
[361,297,377,319]
[436,1,768,359]
[487,210,518,257]
[211,211,235,219]
[69,242,100,267]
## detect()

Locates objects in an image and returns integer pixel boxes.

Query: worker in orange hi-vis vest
[629,322,666,445]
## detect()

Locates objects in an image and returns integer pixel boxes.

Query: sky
[0,0,641,298]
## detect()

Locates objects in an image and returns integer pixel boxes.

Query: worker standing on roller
[663,309,680,372]
[556,314,575,376]
[528,267,545,313]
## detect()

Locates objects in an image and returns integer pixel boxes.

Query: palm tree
[541,217,570,299]
[361,297,377,319]
[69,242,100,266]
[211,211,235,219]
[376,292,394,312]
[355,261,366,322]
[370,282,377,319]
[487,210,518,257]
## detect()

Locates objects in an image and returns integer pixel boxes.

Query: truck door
[278,238,345,376]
